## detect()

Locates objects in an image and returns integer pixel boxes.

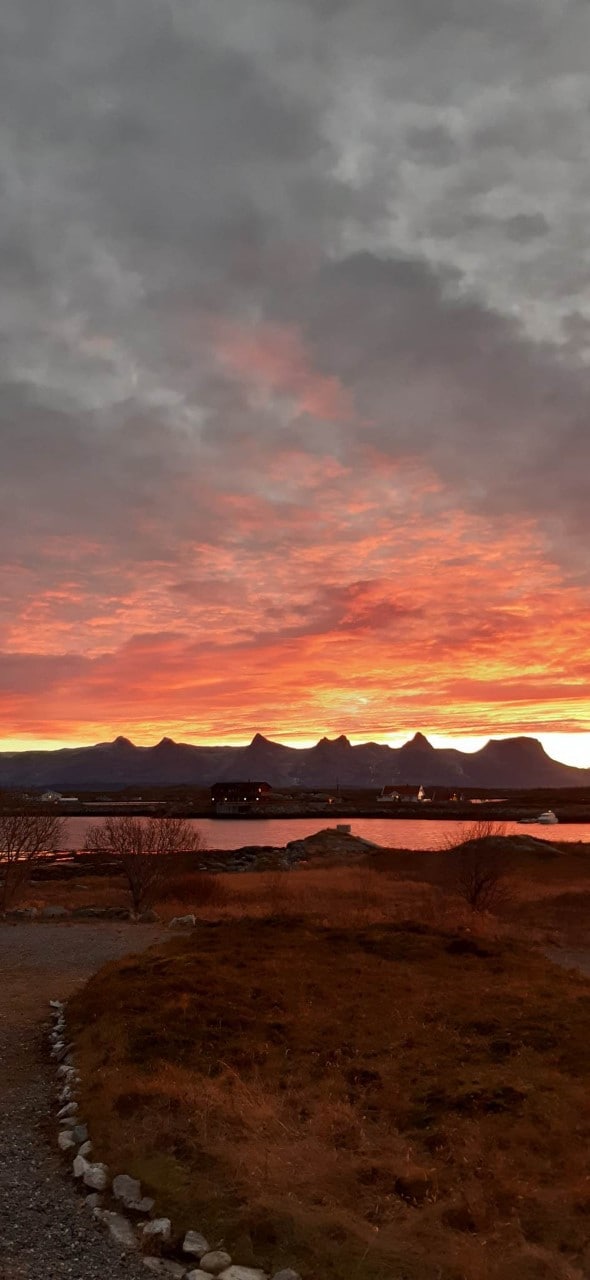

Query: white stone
[271,1272,302,1280]
[186,1272,215,1280]
[218,1269,268,1280]
[183,1232,210,1259]
[58,1085,72,1103]
[128,1196,155,1214]
[59,1116,78,1129]
[142,1217,172,1241]
[143,1260,186,1278]
[112,1173,142,1206]
[83,1161,110,1191]
[57,1064,76,1079]
[58,1130,76,1152]
[50,1000,65,1009]
[169,914,196,928]
[102,1211,138,1250]
[199,1254,232,1275]
[73,1154,90,1179]
[78,1140,93,1158]
[58,1101,78,1118]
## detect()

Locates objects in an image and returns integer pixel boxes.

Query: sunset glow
[2,1,590,770]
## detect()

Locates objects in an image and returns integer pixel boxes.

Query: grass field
[67,891,590,1280]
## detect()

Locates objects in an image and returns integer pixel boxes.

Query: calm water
[62,815,590,853]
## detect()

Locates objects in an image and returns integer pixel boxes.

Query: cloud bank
[2,0,590,756]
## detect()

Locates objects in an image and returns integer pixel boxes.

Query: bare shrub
[439,821,511,914]
[441,818,507,850]
[84,816,204,916]
[455,848,510,913]
[0,798,65,912]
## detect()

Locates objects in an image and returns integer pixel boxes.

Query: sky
[2,0,590,766]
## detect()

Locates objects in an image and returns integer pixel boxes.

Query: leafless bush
[440,820,510,914]
[84,816,204,916]
[0,799,65,912]
[455,848,509,913]
[441,818,507,850]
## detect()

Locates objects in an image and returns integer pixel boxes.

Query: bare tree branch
[84,815,204,916]
[0,796,65,912]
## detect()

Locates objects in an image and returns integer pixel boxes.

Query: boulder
[127,1196,155,1214]
[73,1155,90,1179]
[183,1231,210,1259]
[198,1252,231,1275]
[83,1161,110,1192]
[142,1218,172,1242]
[41,906,69,918]
[58,1101,78,1118]
[54,1041,74,1063]
[78,1140,93,1158]
[85,1193,102,1210]
[168,915,196,928]
[58,1130,76,1152]
[112,1173,142,1206]
[271,1272,301,1280]
[72,1124,89,1145]
[186,1272,216,1280]
[50,1000,65,1010]
[102,1211,138,1251]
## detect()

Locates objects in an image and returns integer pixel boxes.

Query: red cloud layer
[2,446,590,751]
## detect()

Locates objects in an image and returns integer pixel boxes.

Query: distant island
[1,731,589,791]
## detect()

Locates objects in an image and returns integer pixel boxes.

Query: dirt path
[0,921,165,1280]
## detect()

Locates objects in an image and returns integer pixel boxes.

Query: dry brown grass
[68,905,590,1280]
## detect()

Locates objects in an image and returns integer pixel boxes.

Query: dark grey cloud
[1,0,590,615]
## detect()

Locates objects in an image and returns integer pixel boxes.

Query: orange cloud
[2,434,590,757]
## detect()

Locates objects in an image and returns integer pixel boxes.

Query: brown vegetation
[68,868,590,1280]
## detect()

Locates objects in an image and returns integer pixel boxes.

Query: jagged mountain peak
[0,731,586,790]
[404,732,434,750]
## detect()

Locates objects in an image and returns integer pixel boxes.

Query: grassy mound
[68,918,590,1280]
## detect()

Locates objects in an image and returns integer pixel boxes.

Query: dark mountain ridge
[0,732,588,791]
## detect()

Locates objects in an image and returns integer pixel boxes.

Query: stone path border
[0,923,302,1280]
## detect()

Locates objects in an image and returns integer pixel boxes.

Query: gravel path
[0,921,165,1280]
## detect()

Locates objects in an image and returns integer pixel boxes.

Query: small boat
[536,810,559,825]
